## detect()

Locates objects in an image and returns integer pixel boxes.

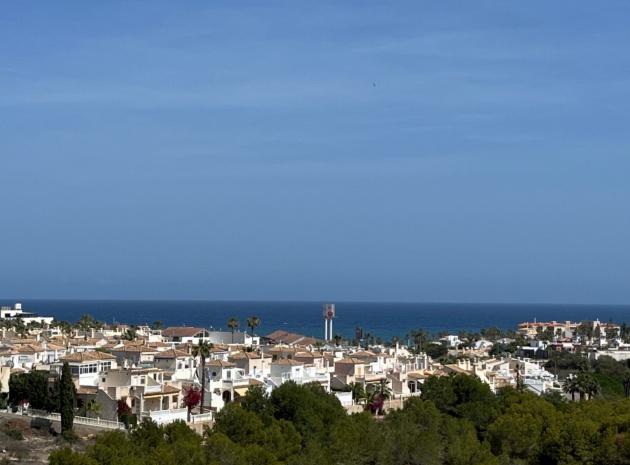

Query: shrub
[60,429,79,443]
[3,428,23,441]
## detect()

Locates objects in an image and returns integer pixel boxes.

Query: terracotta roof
[349,350,376,357]
[272,359,304,366]
[336,358,364,364]
[444,364,473,375]
[16,344,45,353]
[143,384,180,397]
[69,337,106,346]
[154,349,190,358]
[206,360,236,367]
[162,327,207,338]
[59,351,116,362]
[295,350,324,359]
[148,342,172,349]
[296,337,318,346]
[108,367,161,375]
[210,344,229,352]
[268,345,297,354]
[111,345,158,353]
[76,387,98,395]
[266,330,290,341]
[46,343,67,351]
[229,351,267,360]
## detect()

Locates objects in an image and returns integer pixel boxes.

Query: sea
[3,299,630,343]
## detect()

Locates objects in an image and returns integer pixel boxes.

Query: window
[140,376,146,384]
[172,395,178,403]
[102,378,106,383]
[80,363,98,374]
[101,361,111,372]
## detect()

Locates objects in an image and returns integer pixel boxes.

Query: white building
[0,303,54,325]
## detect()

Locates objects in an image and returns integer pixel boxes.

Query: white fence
[27,410,126,430]
[141,408,188,425]
[190,412,213,423]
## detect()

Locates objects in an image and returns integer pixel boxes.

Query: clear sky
[2,2,629,304]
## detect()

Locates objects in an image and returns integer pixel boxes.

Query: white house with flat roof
[0,303,54,325]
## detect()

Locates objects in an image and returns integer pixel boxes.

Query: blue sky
[2,2,630,303]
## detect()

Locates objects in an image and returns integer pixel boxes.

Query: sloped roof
[59,351,116,362]
[16,344,45,353]
[229,351,266,360]
[349,350,376,358]
[272,359,304,366]
[143,384,180,398]
[206,360,236,367]
[162,327,207,338]
[154,348,190,359]
[336,358,364,364]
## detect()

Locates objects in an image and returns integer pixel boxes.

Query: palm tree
[192,340,213,414]
[246,316,260,337]
[152,321,163,331]
[365,391,379,414]
[84,401,102,419]
[576,373,600,400]
[347,382,365,404]
[226,317,239,343]
[122,327,137,341]
[623,372,630,397]
[332,334,343,347]
[374,378,392,402]
[562,376,579,401]
[364,332,372,350]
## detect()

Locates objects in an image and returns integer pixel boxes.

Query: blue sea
[3,299,630,343]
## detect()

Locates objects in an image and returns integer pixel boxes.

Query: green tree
[8,371,50,409]
[152,321,163,330]
[245,316,260,337]
[346,381,366,404]
[269,381,345,446]
[576,373,601,400]
[421,375,457,413]
[192,339,213,413]
[425,343,448,359]
[227,317,239,343]
[49,447,100,465]
[122,326,137,341]
[85,401,101,419]
[76,314,101,332]
[60,362,77,433]
[241,384,274,422]
[562,376,580,401]
[363,332,372,349]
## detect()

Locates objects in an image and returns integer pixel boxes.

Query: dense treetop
[50,377,630,465]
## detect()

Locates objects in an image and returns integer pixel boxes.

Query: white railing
[29,411,125,430]
[144,385,162,394]
[141,408,188,425]
[190,412,213,423]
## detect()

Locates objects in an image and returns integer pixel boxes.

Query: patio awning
[234,387,249,397]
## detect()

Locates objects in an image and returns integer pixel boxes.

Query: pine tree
[60,362,76,433]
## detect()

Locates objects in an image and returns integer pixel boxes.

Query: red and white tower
[323,304,335,341]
